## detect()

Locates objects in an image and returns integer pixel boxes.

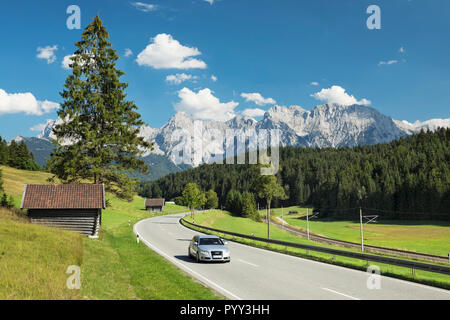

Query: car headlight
[223,250,230,257]
[200,250,210,256]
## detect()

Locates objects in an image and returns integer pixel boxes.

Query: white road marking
[237,259,259,267]
[322,287,360,300]
[134,220,242,300]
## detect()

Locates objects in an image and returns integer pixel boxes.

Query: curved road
[134,213,450,300]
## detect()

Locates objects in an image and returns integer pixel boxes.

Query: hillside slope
[0,167,221,300]
[0,208,83,299]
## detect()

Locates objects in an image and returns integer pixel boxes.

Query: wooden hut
[21,184,105,238]
[145,198,165,212]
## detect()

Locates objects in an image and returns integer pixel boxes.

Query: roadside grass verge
[260,205,450,256]
[81,195,222,300]
[183,210,450,290]
[0,207,83,300]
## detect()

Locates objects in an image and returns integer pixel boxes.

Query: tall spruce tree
[48,16,152,200]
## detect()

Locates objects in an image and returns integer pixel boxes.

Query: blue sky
[0,0,449,140]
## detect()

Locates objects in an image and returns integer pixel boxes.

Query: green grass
[0,207,83,300]
[184,210,450,289]
[82,195,219,300]
[258,206,450,256]
[0,166,221,300]
[1,165,60,208]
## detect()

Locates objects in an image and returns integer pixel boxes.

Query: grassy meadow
[184,210,450,289]
[258,206,450,256]
[0,166,222,300]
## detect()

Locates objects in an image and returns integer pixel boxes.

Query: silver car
[188,235,231,263]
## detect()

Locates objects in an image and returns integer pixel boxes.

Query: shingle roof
[145,198,165,207]
[21,184,105,209]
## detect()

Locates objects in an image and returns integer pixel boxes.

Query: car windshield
[199,238,223,246]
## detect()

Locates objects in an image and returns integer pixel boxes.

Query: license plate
[213,255,222,258]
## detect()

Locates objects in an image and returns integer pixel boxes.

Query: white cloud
[131,2,158,12]
[30,122,48,132]
[211,75,217,82]
[62,54,75,69]
[136,33,207,69]
[174,87,238,121]
[165,73,196,85]
[310,81,319,86]
[378,60,398,66]
[311,85,371,106]
[62,53,94,70]
[399,46,405,53]
[240,92,276,106]
[242,108,266,118]
[124,48,133,57]
[37,45,58,64]
[204,0,214,4]
[0,89,59,116]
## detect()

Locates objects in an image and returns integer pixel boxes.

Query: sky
[0,0,450,140]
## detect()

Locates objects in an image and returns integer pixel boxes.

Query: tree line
[138,128,450,220]
[0,137,40,171]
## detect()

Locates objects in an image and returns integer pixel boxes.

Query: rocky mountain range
[14,103,450,180]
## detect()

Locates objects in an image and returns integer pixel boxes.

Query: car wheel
[196,252,200,263]
[188,247,192,258]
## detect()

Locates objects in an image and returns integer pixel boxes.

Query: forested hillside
[139,128,450,220]
[0,137,40,171]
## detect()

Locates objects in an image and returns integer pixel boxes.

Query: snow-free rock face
[36,104,450,167]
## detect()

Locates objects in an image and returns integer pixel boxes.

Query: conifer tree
[48,16,152,200]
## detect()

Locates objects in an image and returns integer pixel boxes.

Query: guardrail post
[412,267,415,277]
[333,255,336,263]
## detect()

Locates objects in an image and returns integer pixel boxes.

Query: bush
[225,190,260,221]
[0,193,13,208]
[174,196,185,206]
[205,189,218,209]
[241,191,260,222]
[225,189,242,215]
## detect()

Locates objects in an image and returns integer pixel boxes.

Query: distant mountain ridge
[15,103,450,179]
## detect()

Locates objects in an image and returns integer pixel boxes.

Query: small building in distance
[21,184,105,238]
[145,198,165,212]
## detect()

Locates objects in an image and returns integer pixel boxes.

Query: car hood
[198,245,229,251]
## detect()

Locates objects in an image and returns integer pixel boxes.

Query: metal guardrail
[180,217,450,276]
[269,217,449,264]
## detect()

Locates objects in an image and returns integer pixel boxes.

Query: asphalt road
[134,213,450,300]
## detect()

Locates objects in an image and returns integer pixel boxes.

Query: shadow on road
[174,255,197,264]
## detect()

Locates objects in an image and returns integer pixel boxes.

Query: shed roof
[145,198,165,207]
[21,184,106,209]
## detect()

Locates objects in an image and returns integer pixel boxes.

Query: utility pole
[267,206,270,239]
[306,207,310,240]
[360,207,364,252]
